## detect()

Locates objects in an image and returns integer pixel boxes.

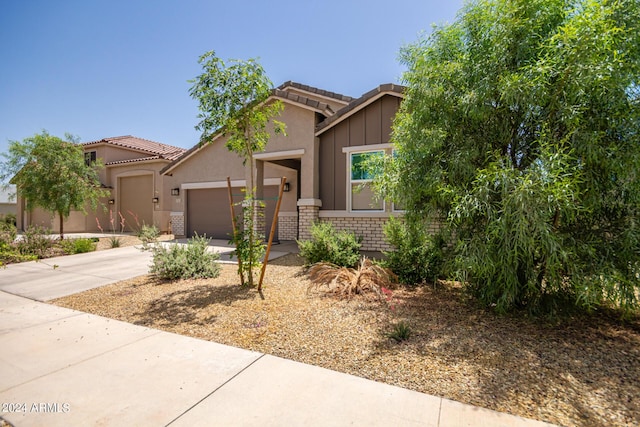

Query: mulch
[51,251,640,427]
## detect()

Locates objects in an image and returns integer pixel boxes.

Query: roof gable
[315,84,405,135]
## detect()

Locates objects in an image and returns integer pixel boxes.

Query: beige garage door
[120,175,153,232]
[187,187,278,240]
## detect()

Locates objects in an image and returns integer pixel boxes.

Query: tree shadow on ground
[370,283,640,427]
[133,283,255,327]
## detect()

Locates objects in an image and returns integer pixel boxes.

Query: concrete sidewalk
[0,291,555,427]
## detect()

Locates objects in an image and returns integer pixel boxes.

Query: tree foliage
[189,50,285,286]
[1,131,108,239]
[377,0,640,315]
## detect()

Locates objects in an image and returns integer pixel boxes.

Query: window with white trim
[349,150,384,211]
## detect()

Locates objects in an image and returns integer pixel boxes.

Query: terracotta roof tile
[82,135,186,161]
[105,155,163,165]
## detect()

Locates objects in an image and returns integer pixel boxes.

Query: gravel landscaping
[52,244,640,427]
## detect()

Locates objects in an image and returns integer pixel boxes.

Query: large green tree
[1,131,108,239]
[189,50,285,286]
[378,0,640,314]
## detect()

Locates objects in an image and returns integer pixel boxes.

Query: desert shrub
[138,224,160,248]
[388,321,412,342]
[298,221,361,268]
[108,236,121,248]
[59,238,97,254]
[150,234,221,280]
[307,257,396,301]
[0,241,36,264]
[383,217,444,285]
[1,213,16,226]
[0,222,17,245]
[17,225,54,258]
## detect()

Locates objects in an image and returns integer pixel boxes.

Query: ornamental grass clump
[307,256,397,301]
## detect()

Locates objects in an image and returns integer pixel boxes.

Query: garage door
[120,175,153,232]
[187,187,279,241]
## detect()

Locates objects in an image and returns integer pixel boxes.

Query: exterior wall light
[152,197,159,203]
[171,188,180,196]
[283,183,290,192]
[108,199,115,205]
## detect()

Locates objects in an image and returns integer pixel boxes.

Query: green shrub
[17,225,54,258]
[0,241,36,264]
[1,213,16,226]
[150,234,221,280]
[108,236,121,248]
[59,238,97,254]
[297,221,361,268]
[0,222,17,246]
[383,217,444,285]
[388,321,412,342]
[138,224,160,248]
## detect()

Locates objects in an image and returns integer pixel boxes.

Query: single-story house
[17,136,186,233]
[162,81,408,251]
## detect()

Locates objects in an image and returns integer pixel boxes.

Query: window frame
[84,150,97,166]
[343,145,392,213]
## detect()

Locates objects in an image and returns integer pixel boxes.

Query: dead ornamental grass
[52,254,640,427]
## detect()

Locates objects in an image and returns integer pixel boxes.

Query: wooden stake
[227,176,244,286]
[258,176,286,291]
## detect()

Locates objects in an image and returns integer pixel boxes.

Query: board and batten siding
[318,95,401,211]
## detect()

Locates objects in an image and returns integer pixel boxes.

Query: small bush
[0,222,17,245]
[108,236,121,248]
[0,242,36,264]
[150,234,221,280]
[388,321,412,342]
[59,238,97,254]
[298,222,361,267]
[1,213,16,226]
[138,224,160,248]
[383,217,444,285]
[17,225,54,258]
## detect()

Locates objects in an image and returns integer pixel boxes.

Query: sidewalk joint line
[165,353,267,426]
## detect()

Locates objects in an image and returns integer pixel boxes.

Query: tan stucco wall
[166,101,317,217]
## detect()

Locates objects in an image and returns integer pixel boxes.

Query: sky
[0,0,464,158]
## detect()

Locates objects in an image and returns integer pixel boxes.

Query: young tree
[1,131,108,239]
[189,50,285,286]
[377,0,640,314]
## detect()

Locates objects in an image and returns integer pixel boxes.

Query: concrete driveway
[0,239,292,302]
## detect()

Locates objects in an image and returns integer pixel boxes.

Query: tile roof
[105,155,163,166]
[82,135,186,161]
[315,83,405,134]
[277,81,354,104]
[272,89,336,116]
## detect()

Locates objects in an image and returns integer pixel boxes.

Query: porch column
[251,159,266,240]
[297,198,321,241]
[297,137,322,241]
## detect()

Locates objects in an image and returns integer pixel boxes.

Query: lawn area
[52,254,640,427]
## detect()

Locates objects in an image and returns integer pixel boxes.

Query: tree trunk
[58,211,64,240]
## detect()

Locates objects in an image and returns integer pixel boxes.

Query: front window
[350,151,384,211]
[85,151,97,166]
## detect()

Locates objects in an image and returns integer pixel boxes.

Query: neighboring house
[162,81,407,251]
[17,136,186,233]
[0,185,17,217]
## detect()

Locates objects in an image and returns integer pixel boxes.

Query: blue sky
[0,0,464,157]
